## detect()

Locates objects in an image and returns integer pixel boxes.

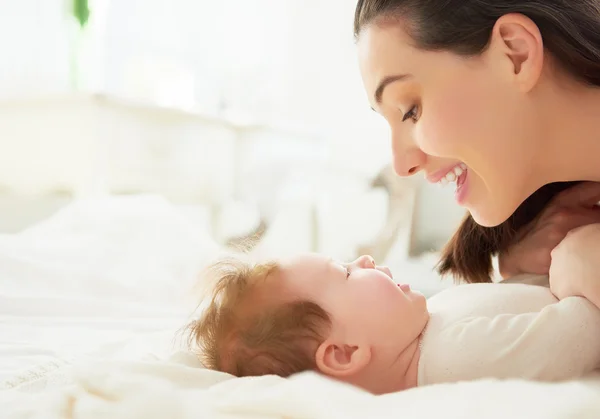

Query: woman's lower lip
[454,170,469,205]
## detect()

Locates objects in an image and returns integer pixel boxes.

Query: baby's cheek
[376,280,406,311]
[351,280,395,315]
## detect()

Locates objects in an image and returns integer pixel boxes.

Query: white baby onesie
[417,282,600,386]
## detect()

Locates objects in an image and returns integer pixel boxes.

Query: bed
[1,195,599,418]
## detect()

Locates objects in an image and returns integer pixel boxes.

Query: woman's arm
[499,182,600,279]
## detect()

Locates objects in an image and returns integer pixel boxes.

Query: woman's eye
[402,105,419,122]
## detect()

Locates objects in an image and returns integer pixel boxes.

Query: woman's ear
[314,339,371,378]
[489,13,544,92]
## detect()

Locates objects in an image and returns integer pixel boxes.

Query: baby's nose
[355,255,376,269]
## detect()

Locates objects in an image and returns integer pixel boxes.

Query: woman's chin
[461,179,526,227]
[467,200,513,228]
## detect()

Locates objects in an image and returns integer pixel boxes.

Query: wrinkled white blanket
[2,356,600,419]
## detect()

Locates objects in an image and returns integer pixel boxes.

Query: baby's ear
[314,339,371,378]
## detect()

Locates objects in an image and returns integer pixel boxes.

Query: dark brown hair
[354,0,600,85]
[354,0,600,282]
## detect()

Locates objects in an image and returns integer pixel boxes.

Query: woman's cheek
[417,90,481,158]
[415,102,459,157]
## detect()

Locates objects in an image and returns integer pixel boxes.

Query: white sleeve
[418,296,600,385]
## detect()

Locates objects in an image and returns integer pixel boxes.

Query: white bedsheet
[0,294,185,384]
[2,357,600,419]
[1,194,600,418]
[0,195,221,383]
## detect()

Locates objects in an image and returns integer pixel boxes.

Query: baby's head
[186,253,429,390]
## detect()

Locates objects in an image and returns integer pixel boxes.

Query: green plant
[70,0,90,90]
[72,0,90,28]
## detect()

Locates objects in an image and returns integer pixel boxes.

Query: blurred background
[0,0,466,286]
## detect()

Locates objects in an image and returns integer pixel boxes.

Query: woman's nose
[393,147,427,177]
[391,134,427,177]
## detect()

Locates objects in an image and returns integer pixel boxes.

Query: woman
[353,0,600,284]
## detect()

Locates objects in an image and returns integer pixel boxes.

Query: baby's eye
[346,268,351,279]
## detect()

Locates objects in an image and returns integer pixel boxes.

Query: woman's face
[357,23,544,227]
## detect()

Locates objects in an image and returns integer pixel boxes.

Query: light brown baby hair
[184,256,331,377]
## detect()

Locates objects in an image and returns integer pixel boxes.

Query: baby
[186,253,600,394]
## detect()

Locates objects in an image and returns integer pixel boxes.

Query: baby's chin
[410,289,428,308]
[398,283,425,298]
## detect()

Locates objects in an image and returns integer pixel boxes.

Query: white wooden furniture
[0,94,325,247]
[0,94,237,200]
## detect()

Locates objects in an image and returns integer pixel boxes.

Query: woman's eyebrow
[374,73,412,104]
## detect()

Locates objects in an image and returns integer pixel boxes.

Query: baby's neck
[388,335,422,391]
[359,334,423,395]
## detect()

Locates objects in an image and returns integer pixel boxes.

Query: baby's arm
[548,224,600,309]
[551,269,600,310]
[578,278,600,310]
[421,297,600,385]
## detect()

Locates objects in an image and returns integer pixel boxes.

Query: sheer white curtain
[0,0,391,173]
[101,0,292,123]
[100,0,388,142]
[0,0,70,98]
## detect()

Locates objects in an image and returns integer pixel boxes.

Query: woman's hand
[549,223,600,307]
[499,182,600,279]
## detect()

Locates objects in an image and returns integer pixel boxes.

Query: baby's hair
[184,256,331,377]
[438,181,580,283]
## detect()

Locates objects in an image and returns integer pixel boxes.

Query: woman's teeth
[439,163,467,186]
